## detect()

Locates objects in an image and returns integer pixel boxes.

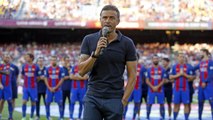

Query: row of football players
[123,48,213,120]
[0,53,88,120]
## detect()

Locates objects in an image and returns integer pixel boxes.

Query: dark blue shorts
[83,95,123,120]
[71,88,86,103]
[23,88,38,102]
[128,89,142,103]
[173,89,190,104]
[0,86,12,100]
[46,90,63,103]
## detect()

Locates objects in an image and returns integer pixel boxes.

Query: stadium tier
[0,0,213,29]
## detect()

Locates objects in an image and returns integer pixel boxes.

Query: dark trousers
[83,95,123,120]
[62,90,70,116]
[36,92,46,117]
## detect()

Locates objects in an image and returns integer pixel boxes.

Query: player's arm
[183,66,196,81]
[70,73,89,81]
[169,66,181,80]
[0,78,3,89]
[146,78,154,90]
[205,61,213,83]
[122,61,137,106]
[54,68,66,90]
[0,70,10,75]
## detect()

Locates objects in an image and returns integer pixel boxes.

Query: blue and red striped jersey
[134,64,146,90]
[45,66,65,91]
[194,59,213,85]
[21,64,40,88]
[146,66,166,92]
[71,65,87,89]
[0,63,15,87]
[171,63,195,91]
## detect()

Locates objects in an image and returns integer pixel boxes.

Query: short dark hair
[100,5,120,20]
[201,48,210,56]
[26,53,34,61]
[162,58,170,62]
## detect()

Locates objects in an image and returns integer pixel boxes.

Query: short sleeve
[80,36,90,55]
[125,39,137,61]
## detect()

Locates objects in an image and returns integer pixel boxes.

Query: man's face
[200,50,205,59]
[64,57,70,66]
[178,54,185,63]
[25,54,32,63]
[37,58,44,66]
[152,57,159,66]
[162,60,169,67]
[51,57,57,66]
[100,10,119,32]
[3,55,10,63]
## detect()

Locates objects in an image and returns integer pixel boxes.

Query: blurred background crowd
[1,0,213,22]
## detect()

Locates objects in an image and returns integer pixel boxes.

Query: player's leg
[182,90,190,120]
[62,90,68,118]
[198,87,205,120]
[5,88,13,120]
[70,89,77,119]
[133,89,142,120]
[78,89,86,119]
[22,88,29,120]
[0,100,5,119]
[165,88,172,119]
[36,93,42,119]
[147,92,154,120]
[209,97,213,120]
[29,89,38,119]
[189,89,194,118]
[158,93,165,120]
[45,90,52,120]
[173,90,181,120]
[55,91,63,119]
[12,84,18,111]
[7,100,13,120]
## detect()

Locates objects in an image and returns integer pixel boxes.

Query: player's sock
[146,104,152,119]
[160,105,165,119]
[58,102,63,119]
[70,102,75,119]
[8,100,13,119]
[78,102,83,119]
[198,101,204,120]
[30,104,36,118]
[184,113,189,120]
[46,103,50,119]
[133,103,140,119]
[173,112,179,120]
[123,105,128,119]
[22,104,27,117]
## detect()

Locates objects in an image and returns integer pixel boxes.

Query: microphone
[100,27,110,55]
[102,26,110,37]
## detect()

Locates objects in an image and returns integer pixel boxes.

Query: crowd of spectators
[0,0,212,22]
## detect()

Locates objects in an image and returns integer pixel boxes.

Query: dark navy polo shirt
[81,30,137,99]
[61,66,71,91]
[164,67,173,90]
[37,66,47,93]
